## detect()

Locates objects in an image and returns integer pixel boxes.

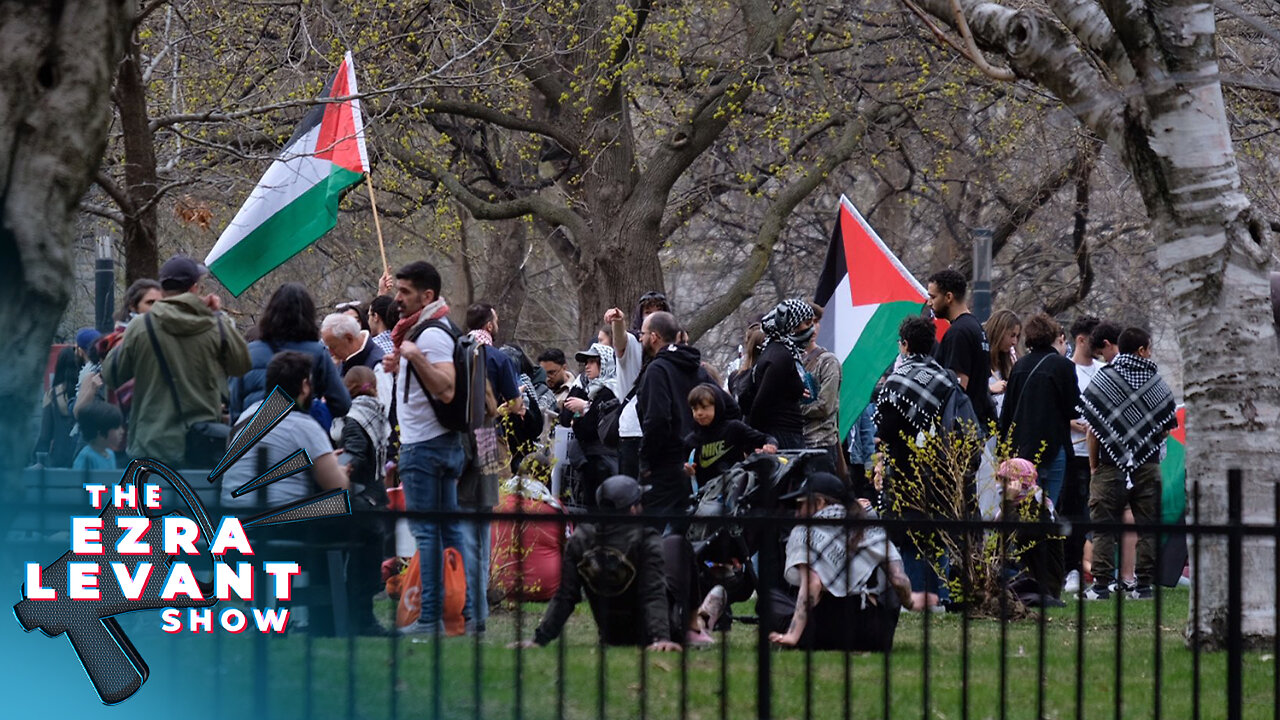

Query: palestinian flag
[813,195,938,439]
[206,51,369,296]
[1160,405,1187,524]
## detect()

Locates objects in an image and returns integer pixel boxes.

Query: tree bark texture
[914,0,1279,645]
[113,33,160,284]
[0,1,132,499]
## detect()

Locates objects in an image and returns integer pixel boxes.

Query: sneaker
[1108,578,1137,595]
[398,619,445,636]
[1082,584,1111,601]
[1128,584,1154,600]
[697,585,727,634]
[464,619,487,638]
[1063,570,1081,595]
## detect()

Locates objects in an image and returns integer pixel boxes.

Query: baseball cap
[75,327,101,351]
[779,472,848,503]
[574,346,602,363]
[596,475,651,510]
[159,255,208,291]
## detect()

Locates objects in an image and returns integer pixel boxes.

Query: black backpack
[939,375,980,436]
[402,318,478,433]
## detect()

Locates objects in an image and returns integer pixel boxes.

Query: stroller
[686,450,829,612]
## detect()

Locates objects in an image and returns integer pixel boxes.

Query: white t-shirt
[220,402,334,509]
[397,324,457,444]
[617,334,645,439]
[1071,360,1104,454]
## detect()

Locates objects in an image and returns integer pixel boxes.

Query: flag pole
[365,173,389,274]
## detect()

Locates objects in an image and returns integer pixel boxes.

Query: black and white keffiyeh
[1078,353,1177,470]
[874,354,957,435]
[762,298,815,362]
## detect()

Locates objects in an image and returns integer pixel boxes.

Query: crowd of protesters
[31,255,1179,650]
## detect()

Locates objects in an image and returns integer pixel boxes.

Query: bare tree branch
[685,114,867,341]
[94,170,136,214]
[80,202,125,224]
[991,142,1098,257]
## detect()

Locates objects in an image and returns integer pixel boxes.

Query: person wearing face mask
[741,299,816,450]
[219,351,350,509]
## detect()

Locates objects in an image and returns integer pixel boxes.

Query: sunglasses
[335,300,362,312]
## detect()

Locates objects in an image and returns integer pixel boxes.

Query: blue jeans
[1038,447,1067,508]
[902,545,951,603]
[400,434,467,627]
[457,517,491,629]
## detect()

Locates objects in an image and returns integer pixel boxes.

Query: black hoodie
[684,388,776,486]
[636,343,704,471]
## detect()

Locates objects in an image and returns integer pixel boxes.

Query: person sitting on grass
[684,383,777,487]
[72,402,125,472]
[996,458,1065,608]
[511,475,696,651]
[767,472,913,652]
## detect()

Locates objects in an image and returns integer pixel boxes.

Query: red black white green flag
[813,195,936,439]
[206,51,369,296]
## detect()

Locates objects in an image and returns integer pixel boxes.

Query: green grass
[163,588,1277,720]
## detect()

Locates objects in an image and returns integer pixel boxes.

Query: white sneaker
[1063,570,1081,595]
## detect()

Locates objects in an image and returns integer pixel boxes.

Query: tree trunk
[572,200,666,343]
[910,0,1280,645]
[1130,76,1280,647]
[478,220,531,346]
[0,0,131,501]
[114,32,160,284]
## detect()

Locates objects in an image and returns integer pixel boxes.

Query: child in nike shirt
[684,383,777,486]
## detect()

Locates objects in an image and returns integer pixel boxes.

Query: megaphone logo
[14,459,218,704]
[14,388,353,705]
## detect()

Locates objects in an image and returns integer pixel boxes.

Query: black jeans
[618,437,642,479]
[1061,455,1091,574]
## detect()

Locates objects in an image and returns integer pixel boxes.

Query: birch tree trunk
[914,0,1279,646]
[0,1,132,500]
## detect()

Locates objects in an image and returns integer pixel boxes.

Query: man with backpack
[385,260,470,636]
[873,316,972,611]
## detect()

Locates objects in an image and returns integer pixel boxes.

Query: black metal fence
[5,465,1277,720]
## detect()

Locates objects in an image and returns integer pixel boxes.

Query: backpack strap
[401,318,456,403]
[1011,353,1054,418]
[144,313,188,430]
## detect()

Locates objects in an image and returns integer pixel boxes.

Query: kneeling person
[767,472,913,652]
[514,476,684,651]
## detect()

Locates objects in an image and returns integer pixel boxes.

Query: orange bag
[442,548,467,636]
[394,548,468,636]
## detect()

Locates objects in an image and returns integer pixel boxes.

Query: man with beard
[635,311,705,513]
[538,347,577,412]
[927,268,996,431]
[219,351,350,508]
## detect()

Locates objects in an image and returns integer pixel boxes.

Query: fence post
[1226,468,1242,720]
